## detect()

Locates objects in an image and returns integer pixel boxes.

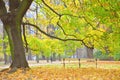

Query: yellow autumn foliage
[0,67,120,80]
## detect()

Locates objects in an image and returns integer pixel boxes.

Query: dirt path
[0,61,62,70]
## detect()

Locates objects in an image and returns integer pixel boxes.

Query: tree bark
[58,54,61,61]
[4,53,8,64]
[36,54,39,63]
[41,54,46,60]
[8,56,12,63]
[4,20,29,68]
[46,57,49,63]
[1,11,29,69]
[0,0,33,71]
[28,49,32,60]
[85,46,94,58]
[52,53,56,61]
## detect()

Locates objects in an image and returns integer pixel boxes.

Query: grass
[31,60,120,69]
[0,60,120,69]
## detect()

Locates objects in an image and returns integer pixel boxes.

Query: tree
[0,0,33,71]
[0,0,119,72]
[32,0,119,60]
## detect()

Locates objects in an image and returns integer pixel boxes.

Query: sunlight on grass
[31,61,120,69]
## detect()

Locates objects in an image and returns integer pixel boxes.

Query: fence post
[63,58,65,68]
[78,58,81,68]
[95,58,97,68]
[69,58,70,63]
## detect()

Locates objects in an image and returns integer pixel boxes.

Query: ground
[0,59,120,80]
[0,67,120,80]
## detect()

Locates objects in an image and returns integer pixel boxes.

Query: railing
[62,58,98,68]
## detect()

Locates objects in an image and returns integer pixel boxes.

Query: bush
[113,53,120,61]
[94,50,110,60]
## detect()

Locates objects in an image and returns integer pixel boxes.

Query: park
[0,0,120,80]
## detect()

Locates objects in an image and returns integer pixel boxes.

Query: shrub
[113,53,120,61]
[94,50,110,60]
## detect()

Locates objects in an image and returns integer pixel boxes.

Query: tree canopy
[24,0,120,55]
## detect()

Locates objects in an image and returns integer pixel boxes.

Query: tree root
[7,67,18,73]
[0,67,30,74]
[0,68,10,72]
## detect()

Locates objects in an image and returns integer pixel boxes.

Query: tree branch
[9,0,21,11]
[41,0,104,33]
[22,22,94,49]
[16,0,33,21]
[0,0,7,19]
[22,22,82,41]
[57,22,77,38]
[41,0,61,17]
[22,24,28,52]
[40,0,83,39]
[41,0,83,18]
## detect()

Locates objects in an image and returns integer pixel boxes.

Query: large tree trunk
[4,21,29,68]
[2,14,29,69]
[0,0,33,71]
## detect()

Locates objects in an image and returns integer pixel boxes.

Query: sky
[0,20,3,37]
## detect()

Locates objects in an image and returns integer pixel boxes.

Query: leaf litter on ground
[0,67,120,80]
